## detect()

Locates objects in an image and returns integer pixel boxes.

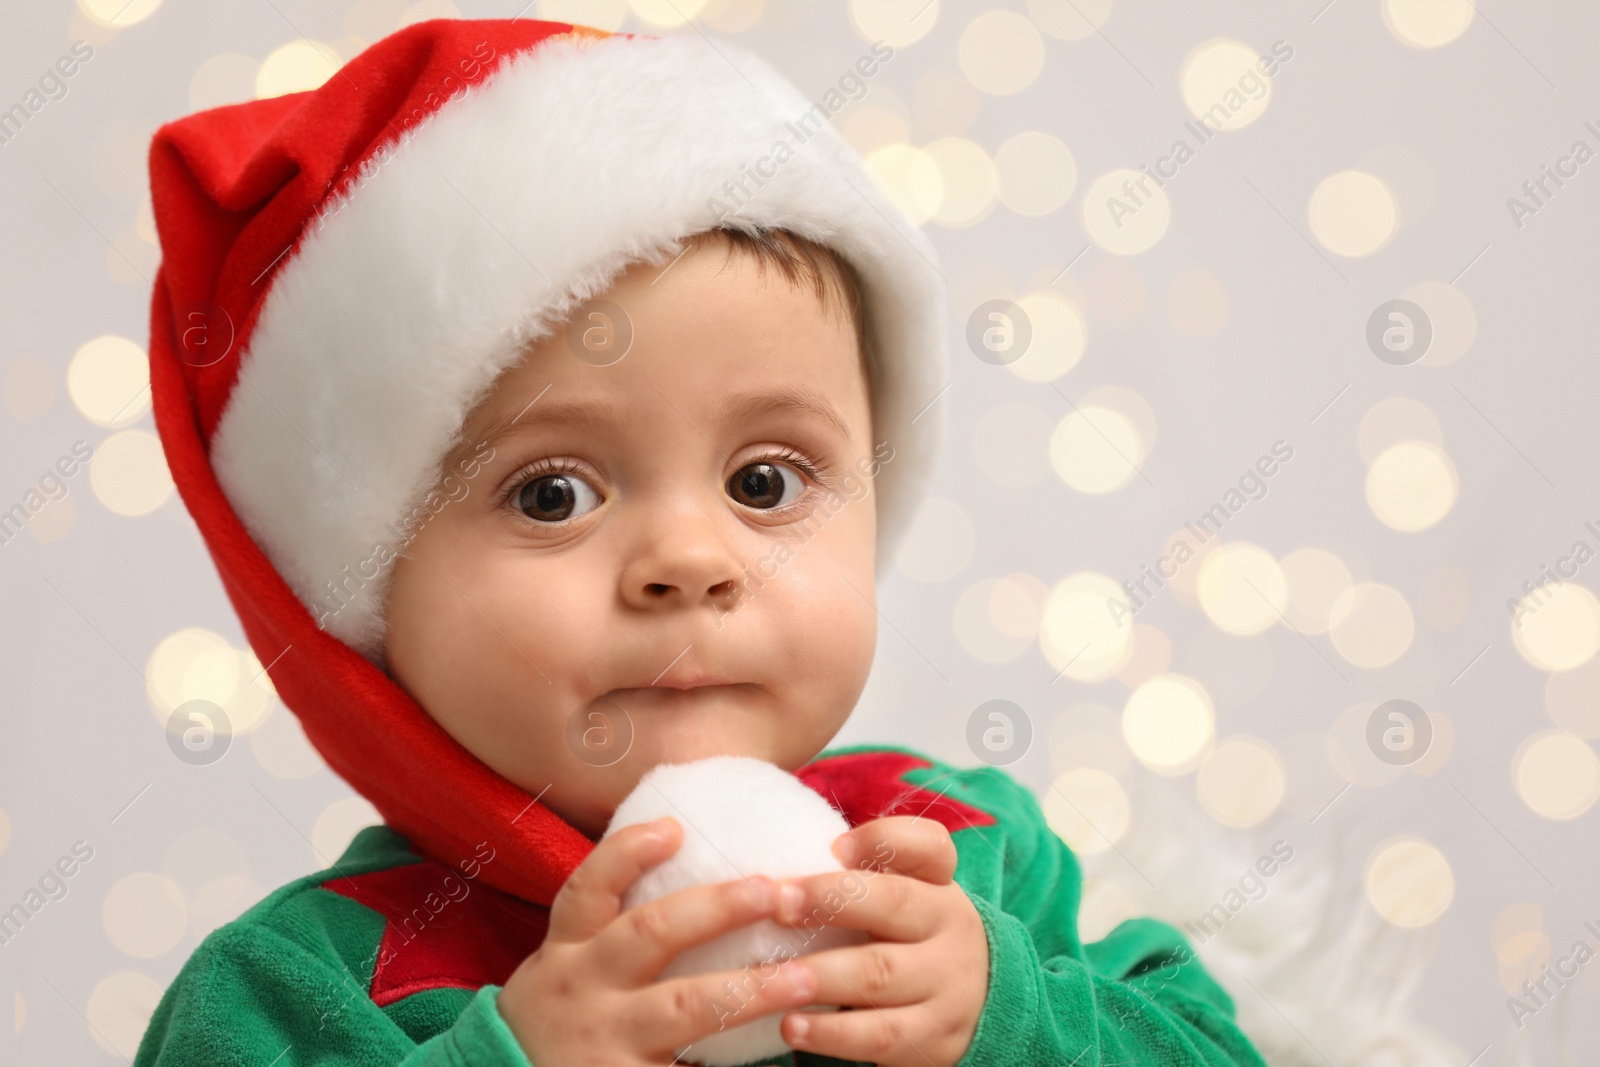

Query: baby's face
[383,237,880,840]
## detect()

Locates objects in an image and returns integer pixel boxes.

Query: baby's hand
[497,817,818,1065]
[772,816,990,1067]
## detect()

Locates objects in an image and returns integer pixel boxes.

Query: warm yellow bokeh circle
[995,131,1076,216]
[78,0,162,27]
[1308,171,1397,257]
[958,10,1046,95]
[1196,542,1287,636]
[849,0,940,48]
[86,972,165,1059]
[1006,292,1088,383]
[1049,406,1144,494]
[926,137,999,227]
[1197,736,1285,827]
[145,628,275,735]
[1328,581,1415,669]
[865,143,943,226]
[69,336,149,427]
[1180,38,1273,130]
[103,873,187,957]
[1083,169,1170,254]
[1366,441,1458,532]
[1123,673,1215,774]
[1382,0,1474,48]
[628,0,709,28]
[1513,731,1600,820]
[1043,768,1130,855]
[1280,547,1353,634]
[257,40,341,99]
[90,430,174,517]
[1365,836,1454,927]
[1512,582,1600,673]
[1040,571,1136,682]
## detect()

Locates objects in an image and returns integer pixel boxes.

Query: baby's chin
[605,685,780,764]
[562,745,773,842]
[545,685,830,836]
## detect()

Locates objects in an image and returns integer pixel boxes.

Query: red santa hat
[147,17,947,904]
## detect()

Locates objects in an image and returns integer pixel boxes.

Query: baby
[137,16,1267,1067]
[383,222,997,1064]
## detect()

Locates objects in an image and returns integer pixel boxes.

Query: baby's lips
[631,666,744,690]
[605,683,753,707]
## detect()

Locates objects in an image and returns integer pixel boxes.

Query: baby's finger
[834,815,957,885]
[630,956,818,1059]
[786,940,933,1009]
[780,1000,933,1065]
[592,873,779,984]
[775,869,936,942]
[546,817,682,944]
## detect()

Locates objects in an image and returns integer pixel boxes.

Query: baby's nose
[619,522,745,612]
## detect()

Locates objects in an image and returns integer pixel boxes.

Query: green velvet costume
[134,744,1266,1066]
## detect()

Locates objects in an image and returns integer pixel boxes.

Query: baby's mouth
[607,682,756,707]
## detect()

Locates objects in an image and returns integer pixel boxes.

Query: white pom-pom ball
[599,754,870,1066]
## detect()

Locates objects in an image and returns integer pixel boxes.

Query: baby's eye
[727,460,806,510]
[512,470,601,523]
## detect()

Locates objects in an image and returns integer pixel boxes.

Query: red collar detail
[322,862,549,1008]
[794,750,998,834]
[324,749,994,1007]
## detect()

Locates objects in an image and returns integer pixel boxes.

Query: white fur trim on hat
[209,30,949,662]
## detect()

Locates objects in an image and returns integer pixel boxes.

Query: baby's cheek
[840,589,880,681]
[482,562,602,679]
[793,555,879,688]
[386,521,583,728]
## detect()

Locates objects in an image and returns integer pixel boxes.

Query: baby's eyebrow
[447,385,853,470]
[721,386,853,442]
[443,398,614,470]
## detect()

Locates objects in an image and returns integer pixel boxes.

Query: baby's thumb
[547,817,681,942]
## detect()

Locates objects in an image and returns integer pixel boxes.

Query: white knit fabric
[1089,775,1466,1066]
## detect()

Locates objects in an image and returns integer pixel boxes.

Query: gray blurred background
[4,0,1598,1063]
